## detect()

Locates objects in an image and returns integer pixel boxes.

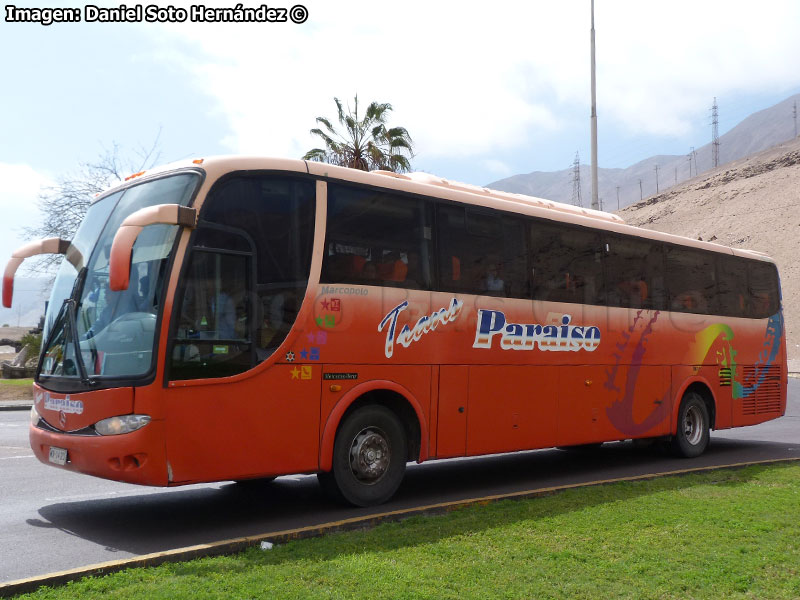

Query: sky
[2,0,800,323]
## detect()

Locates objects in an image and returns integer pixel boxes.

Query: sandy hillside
[618,136,800,361]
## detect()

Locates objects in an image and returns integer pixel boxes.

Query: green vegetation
[303,96,414,173]
[0,378,33,387]
[20,332,42,358]
[14,463,800,599]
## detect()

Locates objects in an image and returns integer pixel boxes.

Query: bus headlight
[95,414,151,436]
[30,405,40,426]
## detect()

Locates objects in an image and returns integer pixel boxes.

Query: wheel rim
[683,404,704,446]
[349,426,390,484]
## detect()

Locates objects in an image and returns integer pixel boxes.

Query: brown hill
[618,136,800,365]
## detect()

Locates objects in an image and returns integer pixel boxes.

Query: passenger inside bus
[609,279,649,309]
[178,281,237,340]
[258,292,288,352]
[480,255,504,295]
[672,290,708,313]
[377,251,408,282]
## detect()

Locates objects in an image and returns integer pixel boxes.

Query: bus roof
[105,155,775,264]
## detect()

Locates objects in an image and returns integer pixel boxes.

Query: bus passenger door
[164,243,319,484]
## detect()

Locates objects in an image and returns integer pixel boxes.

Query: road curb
[2,456,799,597]
[0,404,31,412]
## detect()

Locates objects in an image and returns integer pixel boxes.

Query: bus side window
[176,175,316,370]
[665,245,718,315]
[171,246,253,380]
[437,207,528,299]
[604,235,666,310]
[321,185,433,290]
[530,222,604,306]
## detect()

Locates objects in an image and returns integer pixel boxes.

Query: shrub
[20,332,42,358]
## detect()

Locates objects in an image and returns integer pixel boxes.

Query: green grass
[0,378,33,387]
[15,463,800,599]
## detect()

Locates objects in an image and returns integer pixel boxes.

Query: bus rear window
[748,260,780,318]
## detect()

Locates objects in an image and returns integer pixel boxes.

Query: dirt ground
[619,136,800,362]
[0,383,33,401]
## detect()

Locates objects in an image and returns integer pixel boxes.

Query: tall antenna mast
[590,0,599,210]
[793,101,797,138]
[711,98,720,168]
[571,151,583,207]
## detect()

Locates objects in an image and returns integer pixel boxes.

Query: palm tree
[303,96,414,173]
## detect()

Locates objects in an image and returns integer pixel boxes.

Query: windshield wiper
[65,298,95,385]
[38,297,96,386]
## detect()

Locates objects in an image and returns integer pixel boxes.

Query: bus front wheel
[318,405,408,507]
[671,391,710,458]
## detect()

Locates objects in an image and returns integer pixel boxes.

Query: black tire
[317,405,407,507]
[670,391,710,458]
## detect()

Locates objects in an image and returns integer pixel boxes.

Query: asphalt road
[2,379,799,583]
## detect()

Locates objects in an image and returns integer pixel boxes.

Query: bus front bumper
[29,419,169,486]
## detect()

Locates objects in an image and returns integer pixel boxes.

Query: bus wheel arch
[673,379,716,431]
[319,381,426,473]
[671,382,714,458]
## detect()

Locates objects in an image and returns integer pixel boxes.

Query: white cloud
[0,163,53,267]
[151,1,583,160]
[482,159,513,177]
[147,0,800,168]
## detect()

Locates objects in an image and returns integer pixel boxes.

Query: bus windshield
[39,172,200,387]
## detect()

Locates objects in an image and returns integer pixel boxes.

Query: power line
[711,98,720,168]
[654,164,660,193]
[570,151,583,208]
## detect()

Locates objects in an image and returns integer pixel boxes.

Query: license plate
[49,446,68,466]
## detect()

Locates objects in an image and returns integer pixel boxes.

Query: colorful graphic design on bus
[316,314,336,329]
[321,298,341,311]
[299,347,320,360]
[378,298,463,358]
[305,330,328,345]
[686,311,783,399]
[605,310,670,436]
[472,311,601,352]
[735,311,783,398]
[290,365,313,380]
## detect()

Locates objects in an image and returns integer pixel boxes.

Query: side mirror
[109,204,197,292]
[2,238,83,308]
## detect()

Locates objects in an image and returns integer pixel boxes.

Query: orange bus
[4,156,786,506]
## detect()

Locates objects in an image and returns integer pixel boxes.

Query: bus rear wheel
[318,405,407,507]
[671,391,710,458]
